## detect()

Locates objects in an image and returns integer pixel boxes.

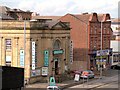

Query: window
[90,29,93,34]
[94,29,97,34]
[6,39,11,51]
[53,40,61,49]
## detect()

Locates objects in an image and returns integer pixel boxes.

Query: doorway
[55,60,59,75]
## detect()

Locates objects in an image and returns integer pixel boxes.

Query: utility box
[0,66,24,90]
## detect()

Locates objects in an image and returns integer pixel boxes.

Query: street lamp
[24,20,26,68]
[100,20,103,79]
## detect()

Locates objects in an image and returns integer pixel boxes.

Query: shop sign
[42,67,48,76]
[53,49,64,55]
[20,49,24,67]
[96,59,106,65]
[97,49,109,56]
[44,50,49,66]
[70,40,73,64]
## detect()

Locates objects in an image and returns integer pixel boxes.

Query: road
[64,69,119,90]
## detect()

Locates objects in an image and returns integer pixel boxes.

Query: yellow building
[0,20,71,83]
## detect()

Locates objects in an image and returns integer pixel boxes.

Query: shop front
[89,49,112,71]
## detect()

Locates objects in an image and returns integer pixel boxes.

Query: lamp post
[100,21,103,79]
[24,20,26,68]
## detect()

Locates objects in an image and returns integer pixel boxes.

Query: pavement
[25,76,99,89]
[67,75,119,90]
[25,69,119,89]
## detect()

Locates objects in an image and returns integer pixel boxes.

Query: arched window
[53,40,61,49]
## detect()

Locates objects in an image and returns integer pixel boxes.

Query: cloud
[0,0,119,17]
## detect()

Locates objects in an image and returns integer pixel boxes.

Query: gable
[51,21,70,30]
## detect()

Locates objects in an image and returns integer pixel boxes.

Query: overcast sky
[0,0,119,18]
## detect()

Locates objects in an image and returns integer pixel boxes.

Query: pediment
[51,21,70,30]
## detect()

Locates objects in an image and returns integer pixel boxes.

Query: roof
[32,16,61,21]
[111,18,120,23]
[73,14,91,23]
[0,6,10,14]
[0,13,14,20]
[46,20,59,28]
[61,13,111,23]
[0,6,32,14]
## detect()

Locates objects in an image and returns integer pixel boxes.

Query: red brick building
[60,13,112,71]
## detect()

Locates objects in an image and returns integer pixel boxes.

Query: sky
[0,0,119,18]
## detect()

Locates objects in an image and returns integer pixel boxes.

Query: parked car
[80,70,95,79]
[111,63,120,70]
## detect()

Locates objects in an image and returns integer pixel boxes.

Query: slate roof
[0,13,14,20]
[32,16,61,21]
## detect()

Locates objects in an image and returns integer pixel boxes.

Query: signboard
[36,69,40,76]
[70,40,73,64]
[44,50,49,66]
[31,69,41,77]
[6,39,11,50]
[49,76,56,86]
[74,74,80,81]
[53,50,64,55]
[42,67,48,76]
[96,59,106,65]
[31,70,36,76]
[32,41,35,70]
[20,50,24,67]
[6,56,11,62]
[97,49,109,56]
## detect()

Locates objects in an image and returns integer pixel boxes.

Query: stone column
[1,38,5,65]
[12,37,19,67]
[0,37,2,65]
[25,38,31,80]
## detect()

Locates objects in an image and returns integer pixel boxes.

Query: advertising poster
[31,70,36,77]
[20,49,24,67]
[74,74,80,81]
[36,69,40,76]
[42,67,48,76]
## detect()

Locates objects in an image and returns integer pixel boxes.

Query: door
[55,60,58,75]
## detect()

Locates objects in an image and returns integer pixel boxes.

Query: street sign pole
[100,21,103,79]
